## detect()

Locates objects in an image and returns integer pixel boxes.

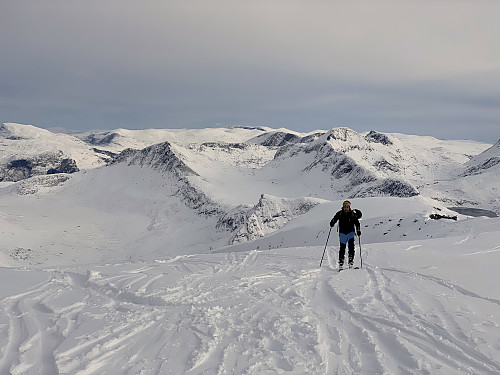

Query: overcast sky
[1,0,499,142]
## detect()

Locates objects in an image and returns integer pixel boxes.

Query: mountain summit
[0,123,496,265]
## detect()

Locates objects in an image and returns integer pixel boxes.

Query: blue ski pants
[339,232,355,265]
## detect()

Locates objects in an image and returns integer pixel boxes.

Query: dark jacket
[330,209,361,234]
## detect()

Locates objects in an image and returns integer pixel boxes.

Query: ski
[338,266,360,272]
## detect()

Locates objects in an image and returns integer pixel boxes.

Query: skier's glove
[330,219,336,227]
[356,229,361,236]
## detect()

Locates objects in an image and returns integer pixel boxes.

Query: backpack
[353,209,362,219]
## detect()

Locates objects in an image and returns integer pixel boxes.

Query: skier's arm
[330,211,340,227]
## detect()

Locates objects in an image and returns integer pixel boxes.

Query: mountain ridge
[0,122,497,267]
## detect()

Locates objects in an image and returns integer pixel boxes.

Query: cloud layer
[1,0,499,142]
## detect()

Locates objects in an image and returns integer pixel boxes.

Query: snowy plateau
[0,122,499,374]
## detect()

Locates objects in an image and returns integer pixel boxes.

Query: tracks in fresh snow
[312,266,500,374]
[1,249,499,374]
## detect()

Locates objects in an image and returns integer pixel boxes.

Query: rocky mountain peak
[113,141,198,177]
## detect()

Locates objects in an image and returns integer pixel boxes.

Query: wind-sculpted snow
[1,240,499,374]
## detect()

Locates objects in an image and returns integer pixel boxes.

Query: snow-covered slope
[114,126,489,207]
[75,126,275,153]
[1,217,499,374]
[0,123,496,268]
[0,123,105,181]
[420,138,500,214]
[0,123,499,374]
[466,138,500,172]
[2,123,492,205]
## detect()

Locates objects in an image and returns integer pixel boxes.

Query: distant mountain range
[2,122,497,205]
[0,122,498,266]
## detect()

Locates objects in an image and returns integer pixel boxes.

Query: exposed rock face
[293,135,417,198]
[3,159,32,181]
[429,213,457,221]
[47,159,79,175]
[374,159,400,173]
[93,148,118,163]
[357,179,419,198]
[464,139,500,175]
[463,157,500,176]
[253,132,302,147]
[216,194,322,244]
[0,152,79,182]
[113,142,197,177]
[365,131,393,145]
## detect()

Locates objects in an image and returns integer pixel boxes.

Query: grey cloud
[1,0,499,142]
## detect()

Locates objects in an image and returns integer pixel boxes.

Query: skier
[330,200,361,269]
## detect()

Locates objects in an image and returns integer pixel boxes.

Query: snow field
[1,237,499,374]
[1,123,499,374]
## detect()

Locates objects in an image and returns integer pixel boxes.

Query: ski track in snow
[1,249,499,375]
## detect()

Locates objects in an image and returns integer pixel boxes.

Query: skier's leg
[348,237,355,267]
[339,242,346,267]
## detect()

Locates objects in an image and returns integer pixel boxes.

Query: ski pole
[319,227,332,267]
[358,235,363,268]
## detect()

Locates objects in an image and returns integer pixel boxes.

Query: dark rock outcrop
[429,213,457,221]
[47,159,79,174]
[357,179,419,198]
[113,141,197,177]
[365,131,393,145]
[0,153,79,182]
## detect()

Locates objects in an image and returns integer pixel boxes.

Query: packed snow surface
[1,196,499,374]
[1,227,499,374]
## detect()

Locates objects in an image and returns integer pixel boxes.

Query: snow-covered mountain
[1,122,499,374]
[419,138,500,215]
[0,123,106,180]
[0,122,496,266]
[465,138,500,174]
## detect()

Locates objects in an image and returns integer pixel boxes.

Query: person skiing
[330,200,361,269]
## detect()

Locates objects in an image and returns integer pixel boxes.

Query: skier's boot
[348,257,354,269]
